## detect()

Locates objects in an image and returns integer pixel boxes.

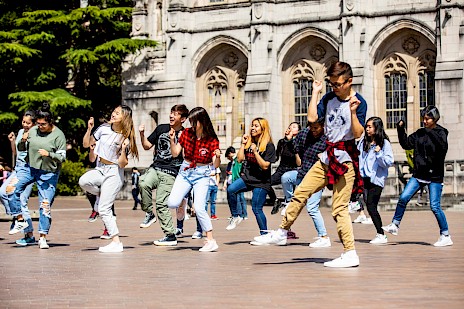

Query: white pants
[79,165,124,237]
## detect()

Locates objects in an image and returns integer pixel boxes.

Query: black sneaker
[153,234,177,246]
[139,212,157,228]
[271,199,283,215]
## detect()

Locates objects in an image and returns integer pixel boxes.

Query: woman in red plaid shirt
[167,107,221,252]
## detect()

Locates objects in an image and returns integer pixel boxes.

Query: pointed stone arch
[194,37,248,147]
[279,29,339,128]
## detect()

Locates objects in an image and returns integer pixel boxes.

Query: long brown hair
[245,117,273,152]
[119,105,139,159]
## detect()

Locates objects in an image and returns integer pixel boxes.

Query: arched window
[206,67,227,136]
[385,73,407,129]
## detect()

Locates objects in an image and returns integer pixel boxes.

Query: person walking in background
[223,146,247,220]
[226,118,277,240]
[137,104,188,247]
[382,105,453,247]
[358,117,394,244]
[131,167,141,210]
[79,105,138,253]
[0,110,36,245]
[167,107,221,252]
[8,103,67,250]
[205,165,220,220]
[249,62,367,268]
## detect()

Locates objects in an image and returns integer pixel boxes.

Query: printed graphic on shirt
[198,147,210,158]
[244,148,258,165]
[156,132,172,160]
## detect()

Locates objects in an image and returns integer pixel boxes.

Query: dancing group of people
[1,61,453,267]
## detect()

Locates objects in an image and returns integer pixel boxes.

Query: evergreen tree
[0,0,156,166]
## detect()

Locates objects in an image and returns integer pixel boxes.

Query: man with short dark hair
[254,62,367,268]
[138,104,189,246]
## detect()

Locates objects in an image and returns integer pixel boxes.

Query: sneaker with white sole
[309,237,331,248]
[153,234,177,246]
[361,217,373,225]
[99,241,123,253]
[191,231,203,239]
[38,237,49,249]
[251,230,287,246]
[16,236,36,246]
[139,212,157,228]
[433,235,453,247]
[199,239,218,252]
[382,223,399,236]
[100,229,111,240]
[348,201,361,213]
[225,216,243,230]
[324,250,359,268]
[370,233,388,245]
[9,220,29,235]
[353,214,367,223]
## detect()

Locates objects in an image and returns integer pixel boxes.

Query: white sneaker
[361,217,373,225]
[9,220,29,235]
[382,223,399,236]
[324,250,359,268]
[191,231,203,239]
[280,205,288,216]
[433,235,453,247]
[38,237,49,249]
[370,233,388,245]
[225,216,243,230]
[99,241,123,253]
[199,239,218,252]
[348,201,361,213]
[251,230,287,246]
[353,214,367,223]
[309,237,331,248]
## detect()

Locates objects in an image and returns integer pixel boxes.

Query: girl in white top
[79,105,138,253]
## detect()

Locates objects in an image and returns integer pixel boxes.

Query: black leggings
[362,178,384,234]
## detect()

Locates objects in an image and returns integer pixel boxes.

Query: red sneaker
[88,211,99,223]
[211,215,218,220]
[100,228,111,239]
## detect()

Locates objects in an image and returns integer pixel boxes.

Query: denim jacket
[358,139,394,188]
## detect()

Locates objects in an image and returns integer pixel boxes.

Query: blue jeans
[281,170,327,236]
[393,177,449,235]
[205,185,218,216]
[9,165,59,235]
[167,162,212,232]
[237,192,247,218]
[0,163,34,233]
[227,178,268,234]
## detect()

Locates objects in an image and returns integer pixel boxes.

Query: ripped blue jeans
[9,165,60,235]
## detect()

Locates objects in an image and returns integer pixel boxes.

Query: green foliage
[56,160,87,196]
[0,112,19,127]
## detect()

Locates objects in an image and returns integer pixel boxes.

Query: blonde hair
[119,105,139,159]
[245,117,273,153]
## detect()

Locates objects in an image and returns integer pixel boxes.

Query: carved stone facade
[122,0,464,197]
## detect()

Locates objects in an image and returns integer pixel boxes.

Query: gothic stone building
[122,0,464,199]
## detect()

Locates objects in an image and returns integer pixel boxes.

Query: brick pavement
[1,197,463,308]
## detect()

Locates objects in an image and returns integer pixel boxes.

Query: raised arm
[169,128,182,157]
[237,134,249,163]
[308,80,323,123]
[83,117,96,148]
[139,124,154,150]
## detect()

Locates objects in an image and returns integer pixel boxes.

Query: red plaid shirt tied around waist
[178,128,219,169]
[325,139,363,194]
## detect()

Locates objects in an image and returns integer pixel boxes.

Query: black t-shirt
[241,142,277,190]
[147,124,184,176]
[276,137,298,169]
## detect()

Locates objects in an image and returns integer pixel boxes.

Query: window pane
[385,73,407,129]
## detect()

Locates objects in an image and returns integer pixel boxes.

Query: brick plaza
[1,197,463,308]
